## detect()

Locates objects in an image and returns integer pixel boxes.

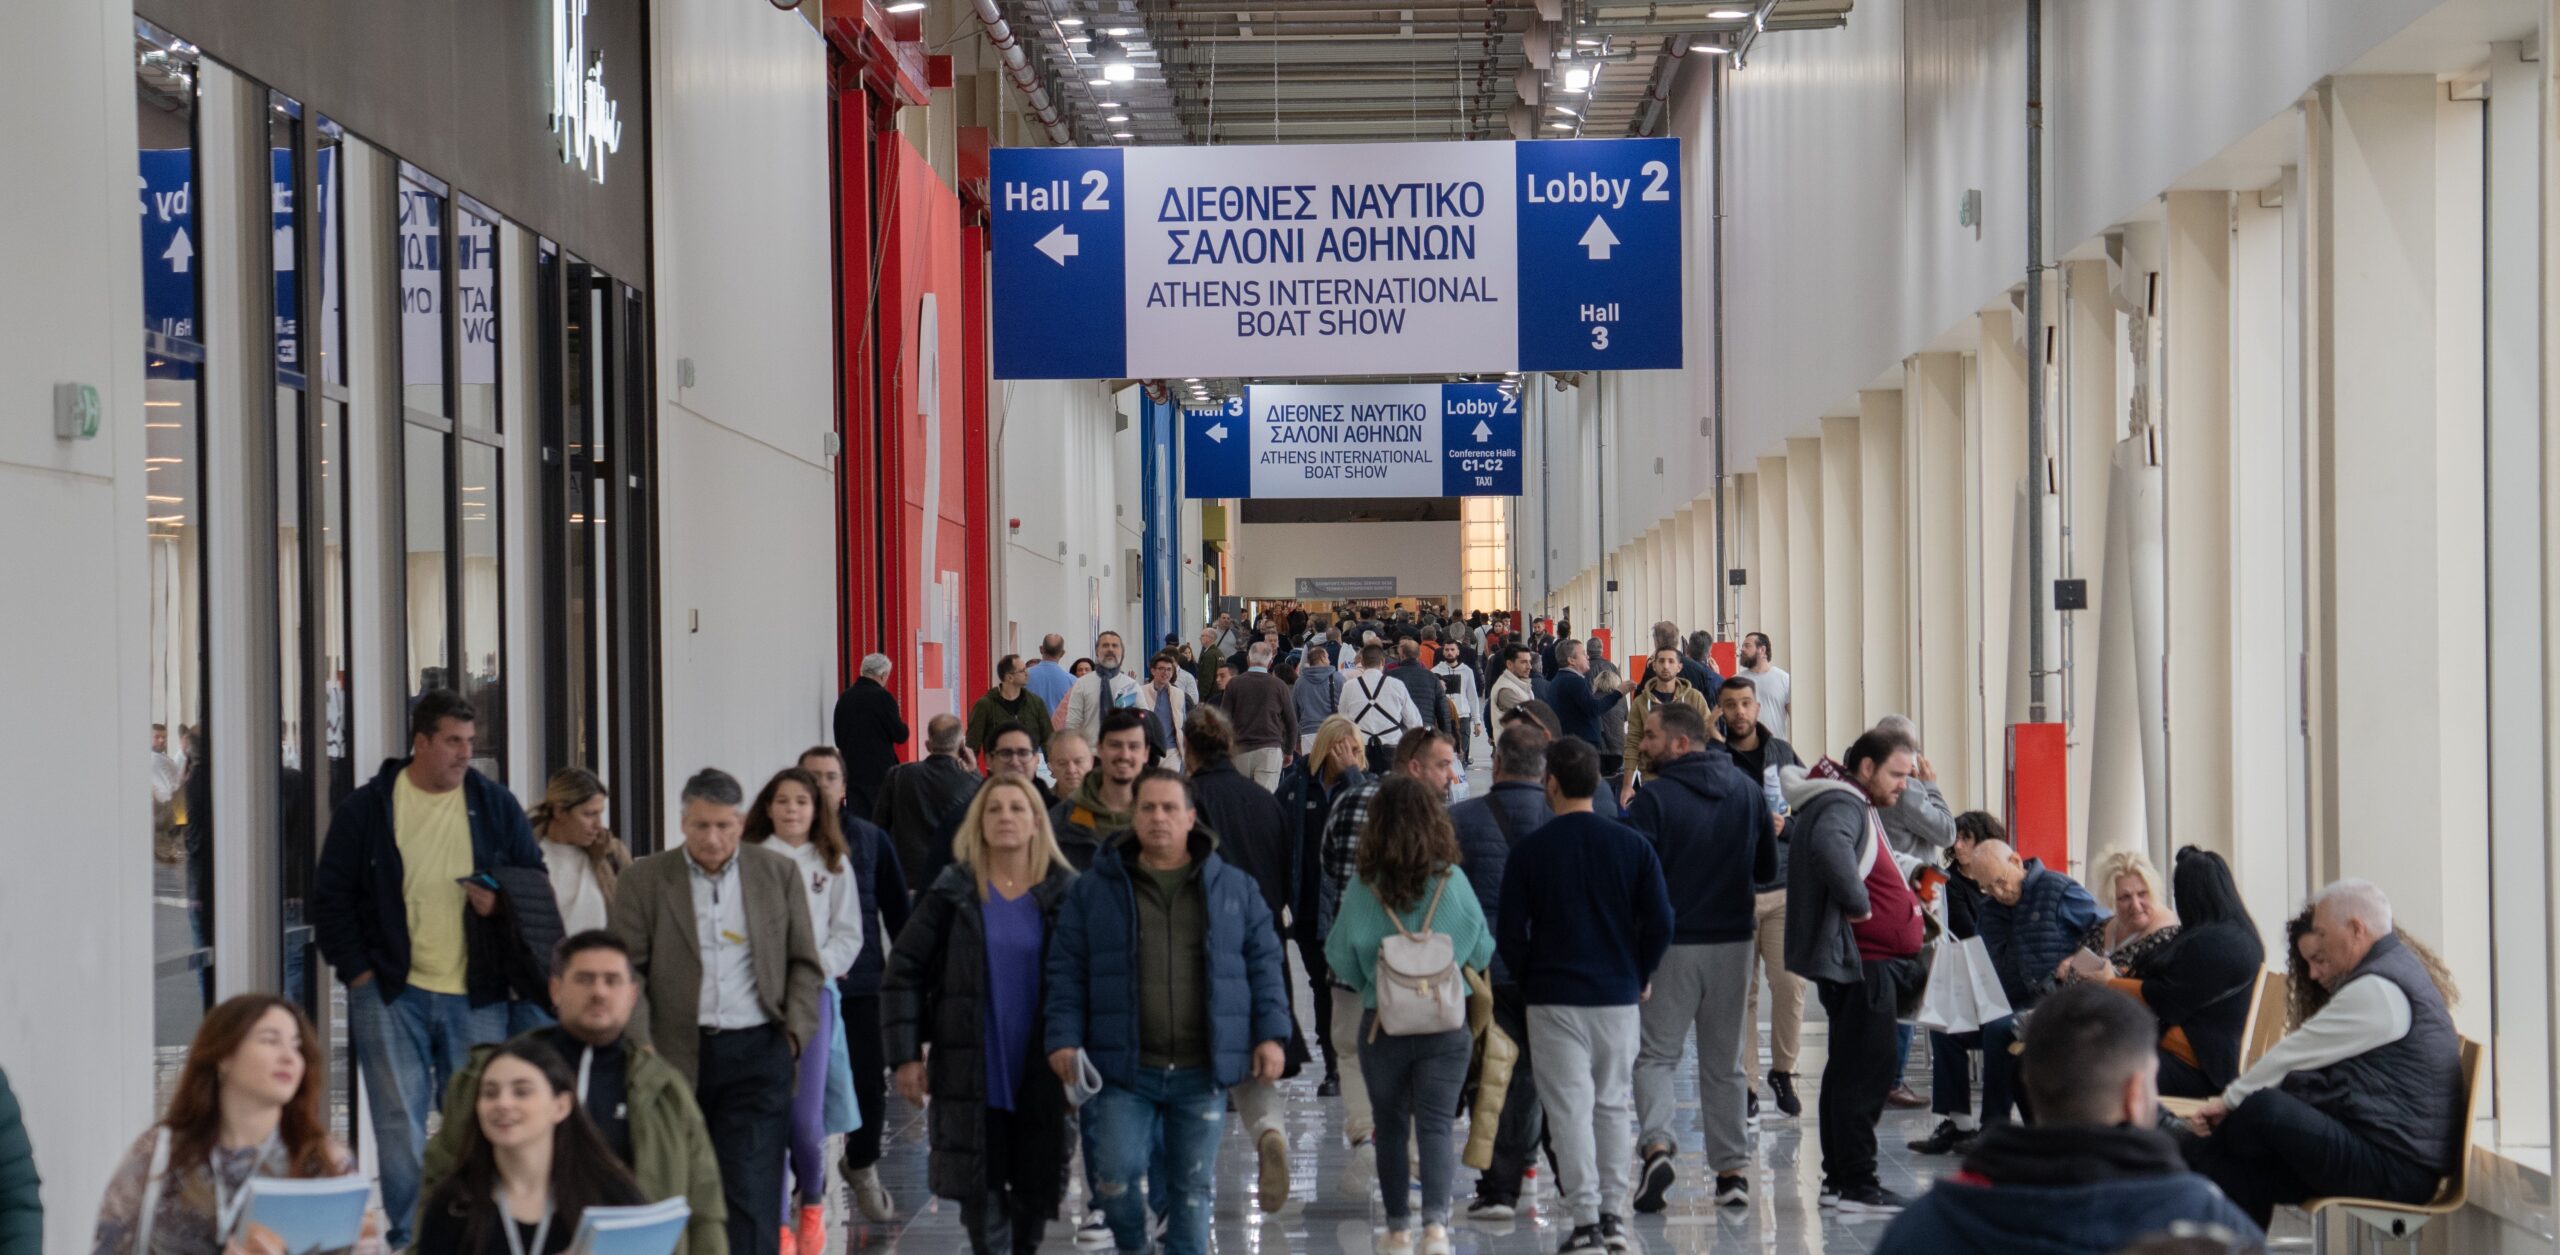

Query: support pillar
[1785,437,1826,757]
[1729,476,1758,636]
[2060,259,2119,862]
[1974,309,2029,810]
[1819,418,1864,751]
[1858,389,1907,722]
[1753,458,1789,668]
[2310,76,2488,1013]
[2161,190,2237,863]
[1907,354,1971,807]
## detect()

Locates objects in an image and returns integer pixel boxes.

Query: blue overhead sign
[992,138,1682,379]
[1184,383,1522,499]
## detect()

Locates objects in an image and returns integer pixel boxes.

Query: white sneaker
[1073,1211,1113,1249]
[1375,1229,1415,1254]
[1419,1223,1454,1255]
[1257,1128,1291,1212]
[1336,1139,1378,1200]
[847,1165,895,1223]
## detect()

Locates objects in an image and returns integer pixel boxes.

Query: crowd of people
[47,604,2475,1255]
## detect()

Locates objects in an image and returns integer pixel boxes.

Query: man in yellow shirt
[311,690,546,1247]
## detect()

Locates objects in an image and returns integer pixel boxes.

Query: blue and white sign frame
[993,138,1681,379]
[1184,383,1522,499]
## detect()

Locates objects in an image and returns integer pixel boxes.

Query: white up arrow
[1472,421,1493,442]
[1577,215,1620,261]
[1035,224,1080,265]
[1205,422,1231,443]
[164,227,195,273]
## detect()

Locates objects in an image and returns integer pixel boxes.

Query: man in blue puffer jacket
[1969,838,2105,1125]
[1046,767,1291,1255]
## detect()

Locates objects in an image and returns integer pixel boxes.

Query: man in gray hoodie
[1291,644,1346,753]
[1782,728,1929,1215]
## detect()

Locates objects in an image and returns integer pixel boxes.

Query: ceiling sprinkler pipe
[1630,34,1686,134]
[974,0,1076,145]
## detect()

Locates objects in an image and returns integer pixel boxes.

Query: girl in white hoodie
[745,767,867,1255]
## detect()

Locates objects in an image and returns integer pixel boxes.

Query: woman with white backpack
[1324,777,1496,1255]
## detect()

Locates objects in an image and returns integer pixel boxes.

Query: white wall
[0,1,155,1248]
[647,0,838,818]
[993,377,1140,654]
[1229,521,1464,600]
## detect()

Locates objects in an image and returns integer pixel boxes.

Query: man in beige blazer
[612,768,823,1255]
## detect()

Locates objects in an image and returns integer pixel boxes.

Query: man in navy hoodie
[1875,983,2261,1253]
[1498,738,1674,1254]
[311,690,544,1247]
[1624,702,1776,1214]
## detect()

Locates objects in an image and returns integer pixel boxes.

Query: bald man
[1965,839,2102,1126]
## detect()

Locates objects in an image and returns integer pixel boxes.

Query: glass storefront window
[457,204,500,432]
[406,423,451,698]
[398,167,448,422]
[138,17,208,1108]
[460,438,506,779]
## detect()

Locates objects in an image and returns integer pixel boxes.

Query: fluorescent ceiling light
[1184,377,1200,382]
[1550,104,1579,115]
[1056,15,1084,24]
[885,1,925,11]
[1106,113,1129,122]
[1095,100,1121,107]
[1698,43,1730,54]
[1562,66,1591,91]
[1102,61,1136,81]
[1113,130,1135,138]
[1708,7,1748,16]
[1105,26,1130,35]
[1548,121,1575,130]
[1089,77,1111,85]
[1574,36,1600,46]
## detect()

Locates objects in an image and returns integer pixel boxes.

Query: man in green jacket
[423,932,726,1255]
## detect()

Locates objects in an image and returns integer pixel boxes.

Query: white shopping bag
[1916,936,2014,1034]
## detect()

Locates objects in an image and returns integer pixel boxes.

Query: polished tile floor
[832,994,1974,1253]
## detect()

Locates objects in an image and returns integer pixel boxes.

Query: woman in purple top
[882,773,1078,1255]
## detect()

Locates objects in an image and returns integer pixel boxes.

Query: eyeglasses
[991,747,1038,761]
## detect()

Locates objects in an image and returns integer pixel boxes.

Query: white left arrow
[1205,422,1230,443]
[1035,224,1080,265]
[1578,215,1620,261]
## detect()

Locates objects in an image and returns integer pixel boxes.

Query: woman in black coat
[882,773,1076,1255]
[2115,847,2266,1097]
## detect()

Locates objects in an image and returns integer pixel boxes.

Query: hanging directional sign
[1183,383,1522,499]
[992,138,1682,379]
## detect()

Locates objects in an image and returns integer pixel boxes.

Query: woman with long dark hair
[530,768,630,936]
[883,774,1076,1255]
[414,1038,642,1255]
[92,996,368,1255]
[743,768,864,1255]
[1325,775,1494,1255]
[2075,847,2263,1097]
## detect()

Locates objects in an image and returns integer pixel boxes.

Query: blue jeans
[1086,1067,1223,1255]
[1929,1015,2019,1122]
[1892,1022,1915,1086]
[346,980,508,1245]
[1358,1014,1473,1229]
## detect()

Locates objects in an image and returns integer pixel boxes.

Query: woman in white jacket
[745,766,867,1255]
[1431,652,1483,768]
[531,767,629,935]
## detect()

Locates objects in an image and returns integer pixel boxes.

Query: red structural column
[960,126,993,696]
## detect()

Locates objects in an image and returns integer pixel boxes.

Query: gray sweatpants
[1528,1003,1641,1228]
[1634,941,1755,1174]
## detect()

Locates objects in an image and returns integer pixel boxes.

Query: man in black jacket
[1387,638,1454,736]
[1623,702,1776,1213]
[873,714,977,889]
[833,652,909,819]
[311,690,543,1248]
[1715,677,1810,1118]
[1454,725,1556,1220]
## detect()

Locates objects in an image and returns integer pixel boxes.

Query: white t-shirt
[1747,666,1793,742]
[777,839,867,980]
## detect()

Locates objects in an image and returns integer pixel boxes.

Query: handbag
[1370,873,1467,1039]
[1916,935,2014,1034]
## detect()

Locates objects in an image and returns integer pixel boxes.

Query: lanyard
[212,1133,281,1240]
[494,1188,555,1255]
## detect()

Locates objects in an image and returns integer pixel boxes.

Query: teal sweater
[1326,868,1496,1009]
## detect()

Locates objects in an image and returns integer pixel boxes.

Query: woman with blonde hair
[2078,848,2182,976]
[883,774,1076,1255]
[530,768,629,935]
[1277,714,1369,1095]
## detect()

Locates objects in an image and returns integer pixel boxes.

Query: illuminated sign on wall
[551,0,623,181]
